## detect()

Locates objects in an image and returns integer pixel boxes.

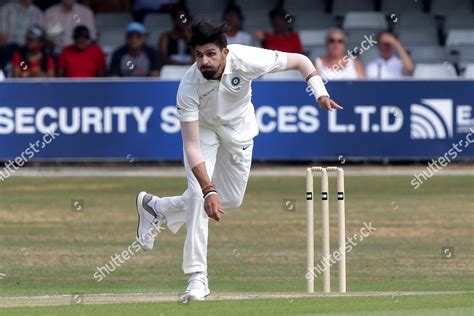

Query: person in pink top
[45,0,97,49]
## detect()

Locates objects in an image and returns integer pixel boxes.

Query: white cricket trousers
[159,125,253,274]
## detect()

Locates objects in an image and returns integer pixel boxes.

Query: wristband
[202,183,215,193]
[204,191,218,199]
[307,75,329,100]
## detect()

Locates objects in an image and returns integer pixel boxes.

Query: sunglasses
[328,38,345,44]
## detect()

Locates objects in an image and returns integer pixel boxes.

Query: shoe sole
[182,289,211,302]
[136,191,152,251]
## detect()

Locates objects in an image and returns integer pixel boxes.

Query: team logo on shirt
[231,77,240,86]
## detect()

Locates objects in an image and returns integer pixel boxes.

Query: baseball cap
[126,22,147,35]
[26,25,46,41]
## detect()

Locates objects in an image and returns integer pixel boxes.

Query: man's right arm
[178,85,224,221]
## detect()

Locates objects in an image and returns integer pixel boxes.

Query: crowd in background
[0,0,414,79]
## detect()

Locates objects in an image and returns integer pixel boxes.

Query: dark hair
[188,19,228,49]
[73,25,90,39]
[269,7,289,20]
[171,4,190,20]
[223,4,244,21]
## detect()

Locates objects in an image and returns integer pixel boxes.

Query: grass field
[0,173,473,315]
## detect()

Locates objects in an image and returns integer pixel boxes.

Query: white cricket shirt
[176,44,288,144]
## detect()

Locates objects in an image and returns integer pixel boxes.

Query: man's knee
[223,196,244,210]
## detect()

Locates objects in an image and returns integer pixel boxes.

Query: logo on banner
[410,99,453,139]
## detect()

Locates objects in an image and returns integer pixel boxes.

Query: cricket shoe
[181,272,211,302]
[136,191,165,251]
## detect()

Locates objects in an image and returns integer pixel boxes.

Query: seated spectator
[314,28,365,80]
[366,31,414,79]
[254,7,302,53]
[109,22,161,77]
[45,22,64,61]
[58,25,105,77]
[158,4,193,65]
[132,0,179,23]
[12,25,55,78]
[0,69,5,80]
[0,0,44,46]
[45,0,97,49]
[223,4,251,46]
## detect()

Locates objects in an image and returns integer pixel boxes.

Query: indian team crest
[231,76,240,86]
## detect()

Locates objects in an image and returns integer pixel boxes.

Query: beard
[200,68,217,80]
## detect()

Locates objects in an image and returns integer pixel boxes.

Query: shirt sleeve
[108,49,122,76]
[234,44,288,80]
[176,81,199,122]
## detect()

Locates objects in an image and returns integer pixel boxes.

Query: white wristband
[307,75,329,100]
[204,191,218,199]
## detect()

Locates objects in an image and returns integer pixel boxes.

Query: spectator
[158,4,193,65]
[12,25,55,77]
[45,22,64,61]
[314,28,365,80]
[45,0,97,49]
[58,25,105,77]
[34,0,61,11]
[0,0,44,46]
[366,31,414,79]
[254,7,302,53]
[0,69,4,80]
[109,22,161,77]
[223,4,251,46]
[132,0,179,23]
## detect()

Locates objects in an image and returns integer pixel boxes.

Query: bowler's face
[195,43,228,80]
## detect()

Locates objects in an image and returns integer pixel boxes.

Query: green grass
[0,174,473,314]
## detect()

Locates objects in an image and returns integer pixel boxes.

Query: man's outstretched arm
[285,53,343,111]
[181,121,224,222]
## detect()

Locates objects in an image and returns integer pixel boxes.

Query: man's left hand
[318,96,343,111]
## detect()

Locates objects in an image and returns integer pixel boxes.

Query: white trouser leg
[213,140,254,211]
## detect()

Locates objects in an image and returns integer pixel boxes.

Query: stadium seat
[286,0,326,11]
[393,12,436,30]
[160,65,191,80]
[346,29,380,48]
[451,46,474,64]
[96,13,132,28]
[446,30,474,47]
[413,63,457,79]
[431,0,472,15]
[144,13,172,28]
[292,11,336,30]
[187,0,226,18]
[397,28,439,46]
[407,46,449,64]
[463,64,474,78]
[242,10,270,31]
[261,70,301,80]
[444,12,474,33]
[235,0,280,11]
[98,27,125,52]
[381,0,424,13]
[299,30,327,47]
[310,46,328,61]
[332,0,375,16]
[343,12,388,30]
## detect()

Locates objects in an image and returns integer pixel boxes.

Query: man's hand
[318,96,343,111]
[204,194,225,221]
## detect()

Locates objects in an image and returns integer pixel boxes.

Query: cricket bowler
[135,19,342,301]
